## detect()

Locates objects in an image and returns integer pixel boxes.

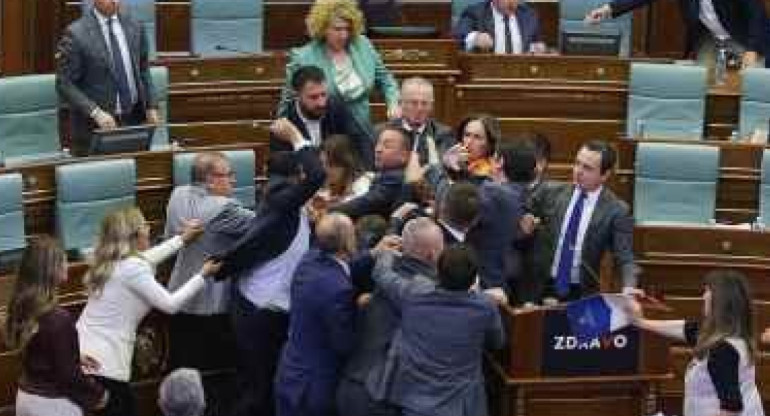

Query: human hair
[4,237,66,350]
[531,132,551,163]
[498,140,536,183]
[355,215,388,249]
[400,77,434,100]
[441,182,479,230]
[694,270,756,362]
[191,152,229,185]
[291,65,327,92]
[306,0,365,40]
[581,140,617,174]
[322,134,364,196]
[455,114,501,158]
[158,368,206,416]
[437,244,478,291]
[84,207,146,295]
[401,217,443,264]
[378,124,413,152]
[315,212,356,255]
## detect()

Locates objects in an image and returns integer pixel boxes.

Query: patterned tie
[503,15,514,54]
[107,17,134,115]
[555,190,587,297]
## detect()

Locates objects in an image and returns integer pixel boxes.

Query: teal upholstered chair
[0,74,66,166]
[559,0,631,57]
[173,150,257,209]
[150,66,170,149]
[0,173,26,269]
[738,68,770,140]
[82,0,157,58]
[758,150,770,223]
[627,63,708,140]
[634,142,719,224]
[56,158,136,253]
[451,0,486,27]
[190,0,263,56]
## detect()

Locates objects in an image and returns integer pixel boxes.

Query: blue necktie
[555,190,587,297]
[107,18,134,115]
[503,16,514,54]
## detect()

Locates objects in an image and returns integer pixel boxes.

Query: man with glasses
[389,77,454,165]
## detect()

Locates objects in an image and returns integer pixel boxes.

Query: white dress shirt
[296,101,323,146]
[551,186,603,284]
[464,5,523,54]
[93,9,138,114]
[699,0,731,41]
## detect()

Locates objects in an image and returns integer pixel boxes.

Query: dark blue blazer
[213,147,326,279]
[466,181,527,291]
[330,168,406,220]
[611,0,770,62]
[453,1,542,52]
[275,249,356,416]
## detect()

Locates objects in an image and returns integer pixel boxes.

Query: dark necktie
[555,190,587,297]
[504,15,514,54]
[107,17,134,115]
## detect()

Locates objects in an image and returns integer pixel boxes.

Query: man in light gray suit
[371,244,504,416]
[337,217,444,416]
[165,152,254,374]
[56,0,159,156]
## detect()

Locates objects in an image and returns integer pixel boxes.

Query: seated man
[453,0,542,54]
[390,77,454,165]
[272,65,368,163]
[372,244,504,416]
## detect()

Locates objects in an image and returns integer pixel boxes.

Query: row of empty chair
[0,149,256,262]
[634,142,770,225]
[0,67,168,166]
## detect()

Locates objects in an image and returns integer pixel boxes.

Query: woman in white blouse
[76,207,220,416]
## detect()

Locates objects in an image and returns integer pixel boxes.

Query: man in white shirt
[56,0,160,156]
[453,0,543,54]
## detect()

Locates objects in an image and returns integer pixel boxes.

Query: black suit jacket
[390,118,455,165]
[330,168,406,220]
[530,183,636,297]
[214,147,326,279]
[453,1,542,52]
[611,0,770,60]
[56,10,156,155]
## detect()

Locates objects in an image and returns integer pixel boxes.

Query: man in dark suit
[587,0,770,67]
[525,140,637,302]
[453,0,542,54]
[211,118,326,416]
[272,65,368,166]
[337,217,444,416]
[390,77,454,165]
[274,213,358,416]
[56,0,159,156]
[331,126,411,219]
[437,181,480,246]
[370,244,504,416]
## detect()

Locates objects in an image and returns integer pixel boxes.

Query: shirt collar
[295,101,321,125]
[333,255,350,276]
[491,3,515,21]
[576,184,603,203]
[438,219,466,242]
[93,8,115,25]
[402,119,427,135]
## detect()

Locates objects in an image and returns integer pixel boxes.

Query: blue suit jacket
[275,249,356,416]
[453,1,541,52]
[611,0,770,62]
[330,168,406,220]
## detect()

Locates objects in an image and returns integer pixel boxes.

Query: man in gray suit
[337,217,444,416]
[56,0,159,156]
[525,140,638,302]
[165,152,254,374]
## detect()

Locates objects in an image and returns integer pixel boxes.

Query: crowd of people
[5,0,770,415]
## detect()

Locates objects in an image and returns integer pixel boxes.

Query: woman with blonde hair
[279,0,400,169]
[76,207,220,416]
[5,237,107,416]
[628,270,763,416]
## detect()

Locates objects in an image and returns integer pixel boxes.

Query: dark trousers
[95,376,135,416]
[336,377,400,416]
[231,290,289,416]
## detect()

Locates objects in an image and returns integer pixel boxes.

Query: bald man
[275,213,358,416]
[338,217,444,416]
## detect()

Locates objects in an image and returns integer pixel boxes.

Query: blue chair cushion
[0,173,26,253]
[173,150,257,209]
[0,74,63,160]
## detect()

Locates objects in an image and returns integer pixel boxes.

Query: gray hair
[400,76,434,99]
[401,217,443,263]
[191,152,230,185]
[158,368,205,416]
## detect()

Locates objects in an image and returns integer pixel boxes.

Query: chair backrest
[758,149,770,222]
[738,68,770,139]
[627,63,708,140]
[150,66,170,149]
[559,0,631,57]
[173,150,257,209]
[56,159,137,252]
[190,0,263,56]
[634,142,719,224]
[82,0,157,58]
[451,0,487,27]
[0,173,26,255]
[0,74,63,164]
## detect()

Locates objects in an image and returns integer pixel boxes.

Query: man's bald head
[401,217,444,266]
[316,213,357,259]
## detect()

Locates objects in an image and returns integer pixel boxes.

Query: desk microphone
[214,44,258,56]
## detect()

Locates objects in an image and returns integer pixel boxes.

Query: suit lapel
[552,185,574,237]
[121,16,140,74]
[514,7,530,49]
[86,12,116,76]
[483,3,496,50]
[348,36,374,90]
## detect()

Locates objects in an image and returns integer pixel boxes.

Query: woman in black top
[627,270,763,416]
[4,237,107,416]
